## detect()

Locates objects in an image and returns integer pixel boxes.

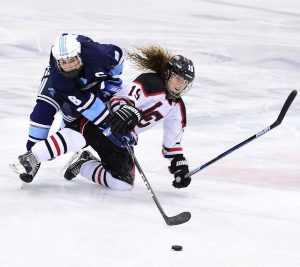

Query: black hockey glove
[104,104,142,135]
[169,155,191,189]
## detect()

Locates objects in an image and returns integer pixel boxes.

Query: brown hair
[126,45,173,78]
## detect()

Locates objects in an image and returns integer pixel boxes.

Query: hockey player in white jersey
[12,45,195,190]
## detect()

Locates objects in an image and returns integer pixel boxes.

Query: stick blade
[275,90,297,125]
[165,211,191,226]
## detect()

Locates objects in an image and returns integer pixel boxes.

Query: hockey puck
[172,245,183,251]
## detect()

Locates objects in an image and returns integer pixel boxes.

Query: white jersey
[110,73,187,158]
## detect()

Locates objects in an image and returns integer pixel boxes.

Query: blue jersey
[49,34,123,126]
[27,34,123,150]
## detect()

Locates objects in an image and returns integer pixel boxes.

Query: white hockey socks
[80,160,133,191]
[32,128,86,162]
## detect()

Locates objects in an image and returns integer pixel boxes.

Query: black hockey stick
[187,90,297,178]
[124,143,191,226]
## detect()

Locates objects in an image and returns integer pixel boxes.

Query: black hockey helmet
[164,55,195,98]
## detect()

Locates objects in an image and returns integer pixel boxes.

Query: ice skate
[9,151,40,183]
[64,150,98,180]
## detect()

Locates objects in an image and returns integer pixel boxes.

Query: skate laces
[19,151,39,172]
[69,151,95,176]
[71,164,81,176]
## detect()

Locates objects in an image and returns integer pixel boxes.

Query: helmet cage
[167,74,193,99]
[51,34,83,77]
[55,55,82,72]
[164,55,195,99]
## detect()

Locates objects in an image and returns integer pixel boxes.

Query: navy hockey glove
[102,126,137,148]
[99,78,123,102]
[169,155,191,189]
[103,104,142,135]
[104,77,122,94]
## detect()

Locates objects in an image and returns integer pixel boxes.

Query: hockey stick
[124,142,191,226]
[187,89,297,178]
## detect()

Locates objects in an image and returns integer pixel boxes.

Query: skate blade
[9,161,30,188]
[9,161,26,175]
[59,151,81,177]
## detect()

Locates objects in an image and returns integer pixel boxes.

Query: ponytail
[126,45,172,78]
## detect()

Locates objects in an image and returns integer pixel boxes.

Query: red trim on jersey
[110,97,134,106]
[164,146,183,152]
[177,100,186,128]
[134,81,167,97]
[50,135,60,156]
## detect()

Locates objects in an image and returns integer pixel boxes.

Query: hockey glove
[103,104,142,135]
[169,155,191,189]
[102,126,137,148]
[98,78,123,102]
[104,77,122,94]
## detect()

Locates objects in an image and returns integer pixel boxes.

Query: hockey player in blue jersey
[27,33,124,151]
[21,33,142,180]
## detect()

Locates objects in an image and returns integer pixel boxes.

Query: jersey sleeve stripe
[81,98,107,122]
[29,125,50,139]
[37,96,60,111]
[77,93,95,112]
[29,121,52,129]
[92,109,109,125]
[108,61,124,77]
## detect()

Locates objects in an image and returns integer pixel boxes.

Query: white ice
[0,0,300,266]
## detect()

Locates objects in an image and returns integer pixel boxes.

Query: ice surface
[0,0,300,266]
